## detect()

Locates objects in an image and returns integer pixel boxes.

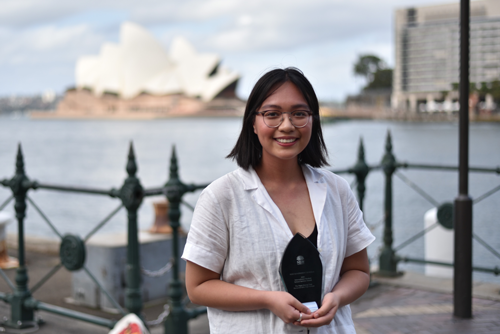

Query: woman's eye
[264,111,280,117]
[293,111,309,117]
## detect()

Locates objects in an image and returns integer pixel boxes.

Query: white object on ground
[108,314,150,334]
[424,207,454,278]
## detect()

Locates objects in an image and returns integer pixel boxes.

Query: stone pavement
[351,278,500,334]
[0,248,499,334]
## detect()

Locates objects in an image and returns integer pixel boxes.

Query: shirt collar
[301,164,326,184]
[236,166,259,190]
[236,164,325,191]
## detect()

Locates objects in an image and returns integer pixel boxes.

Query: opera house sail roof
[76,22,239,102]
[38,22,244,119]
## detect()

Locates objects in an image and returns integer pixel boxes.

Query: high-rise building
[392,0,500,113]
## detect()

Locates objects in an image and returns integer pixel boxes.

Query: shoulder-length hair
[227,67,329,170]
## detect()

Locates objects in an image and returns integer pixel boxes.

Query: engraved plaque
[279,233,323,309]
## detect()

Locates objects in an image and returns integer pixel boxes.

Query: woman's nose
[279,114,295,130]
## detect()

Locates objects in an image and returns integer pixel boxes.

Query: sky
[0,0,446,102]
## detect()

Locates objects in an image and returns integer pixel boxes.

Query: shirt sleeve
[344,183,376,258]
[181,186,229,274]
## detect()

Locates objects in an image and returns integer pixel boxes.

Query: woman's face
[253,81,312,165]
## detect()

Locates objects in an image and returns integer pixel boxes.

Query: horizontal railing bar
[34,182,117,197]
[398,256,500,275]
[24,299,117,329]
[191,183,210,191]
[399,163,500,174]
[143,183,209,197]
[398,256,453,267]
[330,169,351,174]
[143,188,164,196]
[331,165,383,175]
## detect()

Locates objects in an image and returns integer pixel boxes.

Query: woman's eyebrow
[260,104,310,110]
[260,104,282,110]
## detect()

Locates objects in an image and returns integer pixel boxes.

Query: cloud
[0,0,445,99]
[0,25,104,65]
[0,0,83,28]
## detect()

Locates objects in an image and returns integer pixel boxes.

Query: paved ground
[352,283,500,334]
[0,249,499,334]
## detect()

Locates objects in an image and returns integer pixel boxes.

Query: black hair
[227,67,329,169]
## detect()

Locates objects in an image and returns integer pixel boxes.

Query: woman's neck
[254,157,304,186]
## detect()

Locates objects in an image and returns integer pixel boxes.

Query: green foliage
[354,55,385,81]
[365,69,393,90]
[353,54,392,90]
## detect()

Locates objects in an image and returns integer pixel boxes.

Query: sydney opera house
[46,22,244,119]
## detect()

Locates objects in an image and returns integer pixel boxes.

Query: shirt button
[318,248,322,252]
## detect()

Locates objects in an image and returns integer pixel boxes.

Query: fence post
[119,143,144,317]
[7,145,35,327]
[164,146,190,334]
[454,0,473,319]
[352,137,369,211]
[378,131,399,276]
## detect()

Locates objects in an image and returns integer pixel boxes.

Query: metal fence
[0,132,498,333]
[0,143,206,333]
[331,131,500,278]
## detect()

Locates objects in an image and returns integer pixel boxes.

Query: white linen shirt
[182,164,375,334]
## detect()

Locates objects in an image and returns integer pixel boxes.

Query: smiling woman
[181,67,375,334]
[253,82,313,166]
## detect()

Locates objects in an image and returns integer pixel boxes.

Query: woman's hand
[265,291,312,324]
[296,248,371,328]
[294,292,340,327]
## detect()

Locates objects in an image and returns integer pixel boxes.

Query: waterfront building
[47,22,243,119]
[392,0,500,114]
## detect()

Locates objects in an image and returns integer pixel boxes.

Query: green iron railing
[0,131,498,333]
[330,131,500,278]
[0,143,207,333]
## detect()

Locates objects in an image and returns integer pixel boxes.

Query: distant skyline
[1,0,447,101]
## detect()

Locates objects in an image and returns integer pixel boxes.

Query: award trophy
[279,233,323,311]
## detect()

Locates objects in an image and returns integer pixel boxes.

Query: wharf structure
[32,22,244,119]
[392,0,500,115]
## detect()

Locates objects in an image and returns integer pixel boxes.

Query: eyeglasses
[255,110,312,128]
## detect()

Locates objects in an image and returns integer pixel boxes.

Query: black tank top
[307,224,318,248]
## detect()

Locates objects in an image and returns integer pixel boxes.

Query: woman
[182,68,375,333]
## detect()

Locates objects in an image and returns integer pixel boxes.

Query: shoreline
[20,108,500,122]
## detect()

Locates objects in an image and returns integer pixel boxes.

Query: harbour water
[0,116,499,283]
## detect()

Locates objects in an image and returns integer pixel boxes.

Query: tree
[365,69,393,90]
[353,54,392,90]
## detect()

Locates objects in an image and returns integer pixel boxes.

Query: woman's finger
[290,299,313,314]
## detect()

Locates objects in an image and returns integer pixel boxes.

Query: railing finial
[126,141,137,177]
[169,145,179,181]
[385,130,393,154]
[358,137,365,161]
[16,143,25,175]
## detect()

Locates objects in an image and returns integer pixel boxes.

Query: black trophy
[279,233,323,309]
